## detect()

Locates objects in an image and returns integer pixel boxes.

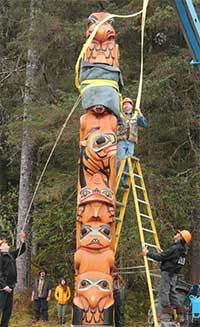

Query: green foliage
[0,187,18,245]
[33,192,76,282]
[0,0,200,324]
[10,290,73,327]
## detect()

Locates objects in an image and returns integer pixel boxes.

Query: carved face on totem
[73,271,113,324]
[84,12,119,66]
[76,174,115,249]
[77,202,115,224]
[79,131,117,189]
[76,200,115,250]
[88,131,117,158]
[78,173,115,206]
[80,222,112,250]
[79,111,117,191]
[87,12,115,43]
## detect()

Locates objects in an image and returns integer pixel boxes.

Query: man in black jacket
[142,229,192,322]
[0,231,26,327]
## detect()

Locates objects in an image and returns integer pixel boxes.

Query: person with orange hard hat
[117,97,147,187]
[142,230,192,323]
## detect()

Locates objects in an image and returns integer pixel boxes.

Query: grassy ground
[9,292,72,327]
[10,320,148,327]
[10,311,72,327]
[8,291,149,327]
[9,313,149,327]
[9,310,149,327]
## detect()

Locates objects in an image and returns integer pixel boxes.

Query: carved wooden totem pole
[72,12,123,326]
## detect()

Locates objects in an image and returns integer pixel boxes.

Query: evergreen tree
[16,0,42,291]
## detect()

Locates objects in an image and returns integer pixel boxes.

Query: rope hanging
[20,95,81,233]
[18,0,150,249]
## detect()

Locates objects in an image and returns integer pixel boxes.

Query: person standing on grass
[54,278,71,325]
[31,268,53,323]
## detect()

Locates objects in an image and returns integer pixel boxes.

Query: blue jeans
[117,140,135,184]
[57,303,67,318]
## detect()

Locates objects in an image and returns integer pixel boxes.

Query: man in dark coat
[31,268,53,322]
[142,229,192,323]
[0,231,26,327]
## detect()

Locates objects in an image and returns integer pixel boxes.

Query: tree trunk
[0,148,8,194]
[16,0,41,292]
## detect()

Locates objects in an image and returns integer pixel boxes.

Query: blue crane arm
[174,0,200,71]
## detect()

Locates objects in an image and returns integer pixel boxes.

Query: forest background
[0,0,200,326]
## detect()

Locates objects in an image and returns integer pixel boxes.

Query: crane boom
[174,0,200,71]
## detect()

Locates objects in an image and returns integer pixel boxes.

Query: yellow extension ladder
[115,156,161,327]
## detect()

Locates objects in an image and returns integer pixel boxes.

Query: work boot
[58,316,62,324]
[62,317,65,324]
[121,183,129,189]
[159,306,173,322]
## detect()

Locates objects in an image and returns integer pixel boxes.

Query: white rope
[135,0,149,111]
[20,95,81,234]
[119,265,145,270]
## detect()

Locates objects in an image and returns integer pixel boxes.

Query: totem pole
[72,12,123,326]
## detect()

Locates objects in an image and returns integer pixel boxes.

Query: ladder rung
[133,173,142,179]
[144,242,159,249]
[123,171,130,176]
[150,273,161,278]
[142,228,156,234]
[135,184,145,190]
[147,258,157,263]
[116,201,124,207]
[119,186,129,191]
[138,199,149,205]
[140,213,152,220]
[130,155,139,161]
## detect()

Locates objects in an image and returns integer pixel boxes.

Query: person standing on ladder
[117,97,147,187]
[142,230,192,323]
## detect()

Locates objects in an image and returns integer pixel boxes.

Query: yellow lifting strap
[115,156,160,327]
[75,9,144,91]
[80,79,120,96]
[74,0,149,120]
[120,0,149,121]
[135,0,149,111]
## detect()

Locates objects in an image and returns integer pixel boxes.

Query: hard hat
[122,97,134,106]
[178,230,192,244]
